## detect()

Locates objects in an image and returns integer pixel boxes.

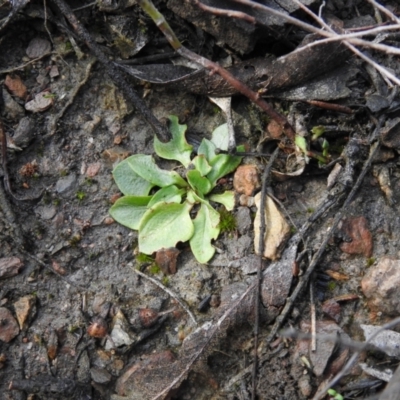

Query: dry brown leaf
[254,193,291,260]
[338,216,373,257]
[13,295,36,330]
[155,247,180,275]
[115,282,257,400]
[325,269,349,281]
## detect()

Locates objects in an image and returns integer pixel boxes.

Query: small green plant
[110,115,243,264]
[76,190,86,201]
[148,264,161,275]
[366,257,376,267]
[327,281,337,291]
[162,276,170,286]
[136,253,154,265]
[327,388,344,400]
[218,209,237,234]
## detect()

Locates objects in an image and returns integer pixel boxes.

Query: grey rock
[362,257,400,317]
[26,37,52,59]
[236,207,252,235]
[90,367,112,384]
[2,89,24,120]
[55,173,77,194]
[13,117,35,148]
[35,205,57,220]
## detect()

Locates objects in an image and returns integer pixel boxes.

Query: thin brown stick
[138,0,295,140]
[312,315,400,400]
[291,0,400,87]
[131,267,197,326]
[178,48,295,140]
[267,129,382,342]
[195,0,256,24]
[200,0,400,85]
[310,283,316,352]
[252,146,280,400]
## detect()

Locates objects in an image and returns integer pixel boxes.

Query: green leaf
[311,125,325,141]
[187,169,212,196]
[148,185,185,208]
[295,135,308,153]
[198,138,217,163]
[190,202,220,264]
[207,154,242,186]
[113,160,154,196]
[139,201,194,254]
[209,191,235,211]
[154,115,193,167]
[123,154,188,188]
[192,155,212,176]
[210,123,229,151]
[109,196,152,230]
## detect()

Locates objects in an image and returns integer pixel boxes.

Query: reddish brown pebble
[46,328,58,361]
[0,307,19,342]
[155,247,180,275]
[87,317,108,338]
[5,74,28,100]
[86,162,101,178]
[338,216,373,257]
[210,294,221,308]
[52,260,66,275]
[110,193,121,204]
[113,135,123,145]
[322,299,341,323]
[103,217,114,225]
[0,257,23,280]
[233,165,260,196]
[267,119,284,140]
[138,308,159,328]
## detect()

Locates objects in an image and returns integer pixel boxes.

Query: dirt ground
[1,1,400,399]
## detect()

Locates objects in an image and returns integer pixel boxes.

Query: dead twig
[197,0,400,86]
[252,146,280,399]
[310,283,316,352]
[137,0,296,141]
[267,125,383,342]
[292,0,400,87]
[194,0,256,24]
[311,315,400,400]
[131,266,197,326]
[0,52,52,74]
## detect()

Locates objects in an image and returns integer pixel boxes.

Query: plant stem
[137,0,296,141]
